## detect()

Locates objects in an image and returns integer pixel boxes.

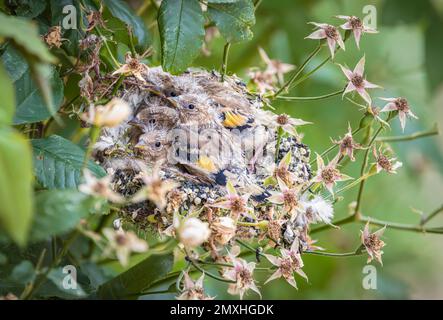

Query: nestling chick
[168,93,214,125]
[134,127,171,165]
[130,105,179,130]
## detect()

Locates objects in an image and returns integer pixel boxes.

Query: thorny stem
[275,88,344,101]
[221,42,231,82]
[273,43,322,98]
[376,124,439,143]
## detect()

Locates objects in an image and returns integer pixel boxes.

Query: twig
[221,42,231,82]
[275,88,344,101]
[376,124,439,143]
[420,204,443,226]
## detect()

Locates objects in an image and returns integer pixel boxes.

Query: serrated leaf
[103,0,150,48]
[97,253,174,299]
[158,0,205,73]
[30,189,98,242]
[31,135,106,189]
[207,0,256,43]
[0,61,15,125]
[2,45,64,125]
[0,128,34,246]
[13,0,47,18]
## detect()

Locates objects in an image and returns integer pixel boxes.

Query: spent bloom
[332,124,363,161]
[336,15,378,49]
[113,53,149,83]
[177,216,211,248]
[372,145,402,174]
[361,222,386,265]
[269,152,297,186]
[79,170,124,203]
[81,98,131,128]
[256,110,310,137]
[258,47,295,85]
[131,167,178,210]
[208,181,252,219]
[248,69,276,94]
[305,23,345,58]
[301,194,334,225]
[264,239,308,289]
[339,56,380,104]
[177,272,213,300]
[313,154,352,195]
[210,216,237,245]
[268,178,303,221]
[103,228,148,266]
[223,255,260,299]
[379,97,418,132]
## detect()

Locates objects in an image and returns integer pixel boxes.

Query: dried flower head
[332,123,363,161]
[248,69,276,94]
[379,97,418,132]
[336,15,378,48]
[113,53,149,83]
[264,239,307,289]
[211,216,237,245]
[268,178,303,221]
[81,98,131,128]
[223,255,260,299]
[43,26,64,48]
[372,145,402,174]
[208,181,252,219]
[79,170,124,203]
[306,23,345,58]
[313,154,352,195]
[177,272,213,300]
[103,228,148,266]
[339,56,380,104]
[361,222,386,265]
[256,110,310,137]
[258,47,295,85]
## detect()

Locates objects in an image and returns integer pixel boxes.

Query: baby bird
[133,126,171,165]
[130,105,179,130]
[168,93,214,126]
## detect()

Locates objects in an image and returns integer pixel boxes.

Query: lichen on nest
[90,65,311,239]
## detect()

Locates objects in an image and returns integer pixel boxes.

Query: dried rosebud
[81,98,131,128]
[211,216,236,245]
[372,145,402,174]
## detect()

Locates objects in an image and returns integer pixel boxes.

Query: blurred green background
[170,0,443,299]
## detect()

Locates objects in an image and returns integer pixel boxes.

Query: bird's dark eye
[168,90,177,97]
[149,119,156,124]
[187,104,195,110]
[154,141,161,148]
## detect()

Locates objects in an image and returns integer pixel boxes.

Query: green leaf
[207,0,256,43]
[158,0,205,73]
[2,46,64,125]
[10,260,35,284]
[0,128,34,246]
[0,61,15,125]
[103,0,150,48]
[12,0,47,18]
[31,135,106,189]
[97,253,174,299]
[30,189,98,242]
[208,0,240,3]
[0,11,55,64]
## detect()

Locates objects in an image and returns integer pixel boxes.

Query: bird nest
[92,66,311,237]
